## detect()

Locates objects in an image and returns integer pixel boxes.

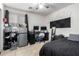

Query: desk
[28,31,49,44]
[34,31,49,42]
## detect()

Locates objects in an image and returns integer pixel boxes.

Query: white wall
[28,13,47,31]
[46,4,79,41]
[4,6,47,31]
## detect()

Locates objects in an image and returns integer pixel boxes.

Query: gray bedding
[39,38,79,56]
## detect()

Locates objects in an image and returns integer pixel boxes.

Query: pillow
[53,34,64,40]
[68,34,79,41]
[58,35,64,38]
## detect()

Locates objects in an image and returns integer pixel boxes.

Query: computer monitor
[34,26,39,30]
[41,26,47,30]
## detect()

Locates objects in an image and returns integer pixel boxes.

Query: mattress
[39,38,79,56]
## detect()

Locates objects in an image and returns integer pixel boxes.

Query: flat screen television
[50,17,71,28]
[33,26,39,30]
[41,26,47,30]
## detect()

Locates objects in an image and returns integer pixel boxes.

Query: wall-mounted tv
[50,17,71,28]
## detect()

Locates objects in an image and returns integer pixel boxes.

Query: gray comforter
[39,38,79,56]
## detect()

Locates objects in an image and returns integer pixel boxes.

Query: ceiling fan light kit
[28,3,50,10]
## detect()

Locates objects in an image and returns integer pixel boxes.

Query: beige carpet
[0,42,45,56]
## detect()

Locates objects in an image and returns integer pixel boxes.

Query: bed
[39,37,79,56]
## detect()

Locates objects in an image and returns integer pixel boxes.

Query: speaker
[25,14,29,42]
[4,10,9,24]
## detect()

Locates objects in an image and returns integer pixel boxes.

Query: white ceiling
[4,3,73,15]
